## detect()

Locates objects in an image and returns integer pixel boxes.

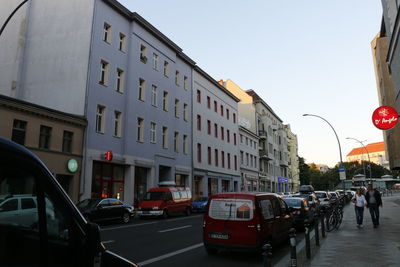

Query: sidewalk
[298,194,400,267]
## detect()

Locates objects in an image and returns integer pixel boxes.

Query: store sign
[67,158,78,173]
[104,150,113,161]
[372,106,399,130]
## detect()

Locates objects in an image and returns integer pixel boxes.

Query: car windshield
[194,197,208,202]
[143,192,165,201]
[76,199,98,209]
[315,193,327,198]
[284,198,302,208]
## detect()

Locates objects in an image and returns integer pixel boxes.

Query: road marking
[137,243,203,266]
[165,214,203,222]
[100,221,157,231]
[102,240,115,244]
[158,225,192,233]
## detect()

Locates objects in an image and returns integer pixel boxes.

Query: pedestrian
[365,184,383,228]
[351,189,367,228]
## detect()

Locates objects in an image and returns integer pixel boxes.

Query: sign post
[339,166,346,192]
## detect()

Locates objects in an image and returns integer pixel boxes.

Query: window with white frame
[150,122,156,143]
[175,99,180,118]
[184,76,188,90]
[174,132,179,152]
[183,103,188,121]
[137,118,144,142]
[96,105,106,133]
[151,85,157,106]
[140,45,147,63]
[162,127,168,149]
[175,71,180,86]
[164,61,169,77]
[183,135,188,154]
[116,68,124,93]
[118,32,125,52]
[99,60,109,85]
[152,53,158,70]
[113,111,122,137]
[103,22,111,44]
[138,78,145,101]
[163,91,169,111]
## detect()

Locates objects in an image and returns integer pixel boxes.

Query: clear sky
[118,0,384,167]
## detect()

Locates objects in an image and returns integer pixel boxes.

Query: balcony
[259,148,272,161]
[258,130,267,139]
[279,159,289,167]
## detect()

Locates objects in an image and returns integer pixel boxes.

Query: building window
[151,85,157,107]
[150,122,156,143]
[140,44,147,63]
[174,132,179,152]
[197,143,202,163]
[234,133,237,145]
[207,120,211,135]
[220,105,224,116]
[233,113,236,123]
[215,149,219,167]
[246,153,249,166]
[175,71,180,86]
[39,125,52,149]
[137,118,144,142]
[62,131,73,153]
[163,91,169,111]
[152,53,158,70]
[96,105,106,133]
[103,22,111,43]
[184,76,188,90]
[197,115,201,131]
[138,78,145,101]
[221,126,224,140]
[234,155,237,170]
[226,109,229,120]
[227,153,231,169]
[183,104,188,121]
[227,129,230,143]
[164,61,169,77]
[240,134,243,143]
[196,89,201,103]
[207,96,211,109]
[116,68,124,93]
[113,111,122,137]
[118,32,125,52]
[214,101,217,112]
[162,127,168,149]
[11,119,27,145]
[208,147,212,165]
[99,60,109,85]
[240,151,244,164]
[183,135,188,154]
[221,151,225,168]
[214,123,218,138]
[175,99,180,118]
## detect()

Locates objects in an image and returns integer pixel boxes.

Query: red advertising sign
[372,106,399,130]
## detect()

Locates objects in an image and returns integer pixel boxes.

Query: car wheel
[162,209,168,219]
[185,207,191,216]
[122,212,130,223]
[204,245,217,255]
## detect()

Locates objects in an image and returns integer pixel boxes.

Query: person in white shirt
[352,189,367,228]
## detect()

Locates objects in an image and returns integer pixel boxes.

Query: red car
[203,192,294,254]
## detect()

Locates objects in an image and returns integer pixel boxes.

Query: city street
[100,213,300,267]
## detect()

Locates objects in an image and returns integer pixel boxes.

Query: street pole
[346,137,372,183]
[0,0,30,37]
[303,114,344,192]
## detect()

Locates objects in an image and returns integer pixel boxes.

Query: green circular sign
[67,158,78,173]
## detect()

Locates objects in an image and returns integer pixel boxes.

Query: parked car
[328,191,340,206]
[0,137,137,266]
[284,197,314,228]
[345,190,356,201]
[203,192,293,254]
[136,187,192,218]
[292,193,320,216]
[76,198,134,224]
[315,191,332,210]
[191,196,208,212]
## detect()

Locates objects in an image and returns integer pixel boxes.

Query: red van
[203,192,293,254]
[137,187,192,218]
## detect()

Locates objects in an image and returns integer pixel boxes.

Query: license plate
[210,233,229,240]
[143,211,150,214]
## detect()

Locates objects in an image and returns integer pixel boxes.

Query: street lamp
[346,137,372,183]
[0,0,29,37]
[303,114,345,191]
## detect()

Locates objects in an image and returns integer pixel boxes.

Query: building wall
[285,124,300,192]
[238,127,260,191]
[0,0,94,115]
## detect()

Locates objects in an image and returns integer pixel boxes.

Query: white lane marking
[100,221,157,231]
[137,243,203,266]
[102,240,115,244]
[166,214,203,222]
[158,225,192,233]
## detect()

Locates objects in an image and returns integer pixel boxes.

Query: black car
[0,137,137,266]
[284,197,314,228]
[292,193,320,216]
[77,198,134,224]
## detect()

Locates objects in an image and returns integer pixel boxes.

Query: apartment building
[192,69,241,198]
[284,124,300,192]
[346,142,389,169]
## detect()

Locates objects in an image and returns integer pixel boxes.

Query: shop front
[91,161,125,200]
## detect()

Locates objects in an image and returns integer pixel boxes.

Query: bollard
[262,243,272,267]
[304,219,311,259]
[314,214,320,246]
[289,228,297,267]
[320,209,326,238]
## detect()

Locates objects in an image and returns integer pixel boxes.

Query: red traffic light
[104,150,113,161]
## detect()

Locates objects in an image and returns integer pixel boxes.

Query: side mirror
[86,222,102,258]
[97,205,103,210]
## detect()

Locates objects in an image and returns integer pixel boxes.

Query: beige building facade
[285,124,300,192]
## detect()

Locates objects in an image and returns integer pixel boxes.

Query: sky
[118,0,384,167]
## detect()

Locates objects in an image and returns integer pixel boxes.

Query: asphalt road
[99,213,302,267]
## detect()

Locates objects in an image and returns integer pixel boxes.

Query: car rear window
[284,198,302,208]
[316,193,327,198]
[209,198,254,221]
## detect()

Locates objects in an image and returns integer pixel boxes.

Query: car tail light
[293,210,301,215]
[203,220,206,228]
[324,198,329,201]
[257,224,261,231]
[304,207,309,211]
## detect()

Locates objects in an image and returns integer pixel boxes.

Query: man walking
[365,184,382,228]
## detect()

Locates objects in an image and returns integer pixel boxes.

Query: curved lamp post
[0,0,29,37]
[346,137,372,183]
[303,114,345,191]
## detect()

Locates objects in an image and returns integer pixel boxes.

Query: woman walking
[352,189,367,228]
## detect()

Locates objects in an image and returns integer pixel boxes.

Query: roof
[245,90,283,122]
[347,142,385,157]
